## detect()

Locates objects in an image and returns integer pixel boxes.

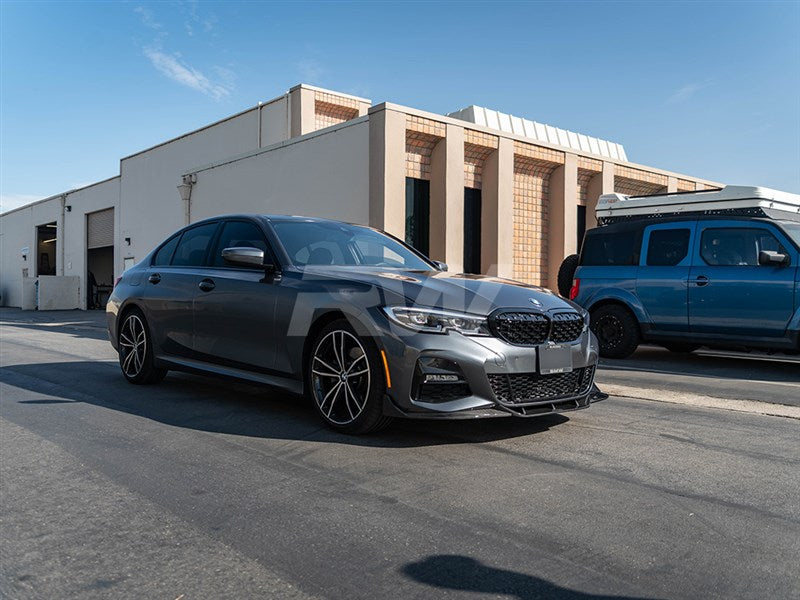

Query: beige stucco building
[0,83,719,309]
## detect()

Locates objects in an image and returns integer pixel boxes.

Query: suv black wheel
[557,254,580,298]
[307,319,393,434]
[663,343,700,354]
[590,304,640,359]
[118,308,168,384]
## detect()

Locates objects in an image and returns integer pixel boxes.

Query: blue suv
[565,186,800,358]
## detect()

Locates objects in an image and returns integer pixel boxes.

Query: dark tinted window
[171,223,218,267]
[646,228,690,266]
[212,221,269,267]
[581,229,640,266]
[700,228,787,266]
[153,234,180,266]
[405,177,430,256]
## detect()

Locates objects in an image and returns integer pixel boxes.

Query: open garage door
[87,208,114,309]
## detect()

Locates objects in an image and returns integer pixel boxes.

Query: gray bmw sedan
[107,215,599,434]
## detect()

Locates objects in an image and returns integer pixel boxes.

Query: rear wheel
[663,343,700,354]
[307,319,392,434]
[557,254,580,297]
[118,308,167,384]
[590,304,640,359]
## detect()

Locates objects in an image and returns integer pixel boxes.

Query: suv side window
[581,229,640,266]
[700,228,787,266]
[171,223,219,267]
[211,221,271,268]
[153,234,180,266]
[646,228,691,266]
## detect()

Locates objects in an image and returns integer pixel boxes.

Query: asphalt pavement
[1,308,799,599]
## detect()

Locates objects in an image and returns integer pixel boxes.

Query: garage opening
[36,222,58,276]
[86,208,114,309]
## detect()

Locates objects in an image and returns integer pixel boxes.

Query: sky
[1,1,798,213]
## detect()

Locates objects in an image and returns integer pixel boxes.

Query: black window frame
[463,187,482,274]
[405,177,430,256]
[164,222,221,268]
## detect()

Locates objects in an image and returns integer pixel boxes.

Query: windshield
[271,220,434,270]
[780,223,800,248]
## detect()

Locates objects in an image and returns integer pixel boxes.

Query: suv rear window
[646,229,691,266]
[581,229,640,266]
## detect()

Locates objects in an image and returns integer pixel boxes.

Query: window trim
[207,219,277,271]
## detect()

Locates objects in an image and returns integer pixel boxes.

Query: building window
[405,177,430,256]
[464,187,482,274]
[577,205,587,252]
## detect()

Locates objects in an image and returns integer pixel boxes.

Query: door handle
[148,273,161,284]
[693,275,709,287]
[198,278,215,292]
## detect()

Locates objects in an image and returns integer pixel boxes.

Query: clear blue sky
[1,1,798,212]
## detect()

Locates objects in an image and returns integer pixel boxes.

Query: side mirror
[758,250,790,267]
[432,260,448,272]
[222,247,274,271]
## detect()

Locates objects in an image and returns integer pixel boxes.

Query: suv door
[636,222,695,332]
[689,221,797,338]
[192,219,279,371]
[143,222,220,357]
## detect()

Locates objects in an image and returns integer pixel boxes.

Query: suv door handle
[198,278,215,292]
[148,273,161,284]
[692,275,709,287]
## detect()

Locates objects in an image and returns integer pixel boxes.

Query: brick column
[547,154,578,289]
[667,176,678,193]
[368,106,406,238]
[482,137,514,277]
[585,161,614,229]
[429,124,465,271]
[288,85,315,137]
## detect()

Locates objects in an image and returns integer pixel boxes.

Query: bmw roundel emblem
[529,298,542,307]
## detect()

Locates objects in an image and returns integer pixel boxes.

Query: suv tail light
[569,278,580,300]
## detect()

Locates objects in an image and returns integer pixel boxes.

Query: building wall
[62,177,120,309]
[189,119,370,224]
[0,198,63,307]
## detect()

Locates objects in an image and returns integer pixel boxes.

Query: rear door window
[581,229,640,266]
[153,234,180,266]
[171,223,219,267]
[646,228,691,266]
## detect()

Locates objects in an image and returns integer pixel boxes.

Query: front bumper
[375,313,599,420]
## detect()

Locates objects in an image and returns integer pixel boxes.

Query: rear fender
[585,288,649,325]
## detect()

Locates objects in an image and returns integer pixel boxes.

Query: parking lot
[1,308,799,599]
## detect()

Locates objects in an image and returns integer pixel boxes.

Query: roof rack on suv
[596,185,800,225]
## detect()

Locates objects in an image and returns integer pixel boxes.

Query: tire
[663,343,700,354]
[590,304,640,359]
[307,319,393,434]
[557,254,580,298]
[117,308,168,385]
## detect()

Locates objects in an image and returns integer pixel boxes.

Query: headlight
[383,306,490,336]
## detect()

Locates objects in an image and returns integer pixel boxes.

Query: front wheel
[590,305,640,359]
[307,319,392,434]
[118,308,167,384]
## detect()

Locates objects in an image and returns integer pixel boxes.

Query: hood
[300,266,580,315]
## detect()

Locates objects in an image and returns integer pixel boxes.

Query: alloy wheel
[311,330,371,425]
[595,315,623,349]
[119,314,147,379]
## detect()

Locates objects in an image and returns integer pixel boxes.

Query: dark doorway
[577,205,587,252]
[86,208,115,309]
[36,222,57,276]
[463,187,482,274]
[405,177,430,256]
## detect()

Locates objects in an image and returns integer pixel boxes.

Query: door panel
[689,222,796,338]
[636,223,695,332]
[192,220,279,371]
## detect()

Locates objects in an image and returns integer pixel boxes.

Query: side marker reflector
[380,350,392,389]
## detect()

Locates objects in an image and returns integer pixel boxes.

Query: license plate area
[538,343,573,375]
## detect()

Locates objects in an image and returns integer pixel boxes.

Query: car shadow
[401,555,652,599]
[0,309,109,342]
[1,360,572,449]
